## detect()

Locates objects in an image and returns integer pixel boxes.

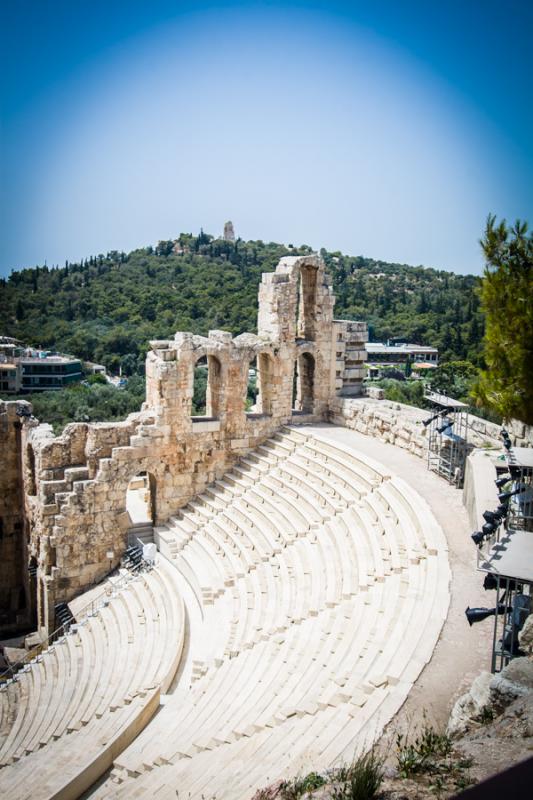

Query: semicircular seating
[0,558,185,799]
[0,425,450,800]
[82,425,450,800]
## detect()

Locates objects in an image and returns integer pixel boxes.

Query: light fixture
[471,531,485,546]
[483,573,498,591]
[465,604,512,626]
[437,420,453,434]
[495,476,511,489]
[483,510,504,524]
[498,488,522,503]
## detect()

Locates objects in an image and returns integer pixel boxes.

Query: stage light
[496,504,509,517]
[498,488,522,503]
[483,573,498,591]
[471,531,485,546]
[482,521,497,536]
[465,604,512,626]
[423,412,442,427]
[495,476,511,489]
[483,510,503,524]
[437,420,453,434]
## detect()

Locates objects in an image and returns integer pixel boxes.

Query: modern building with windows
[0,341,83,394]
[366,341,438,378]
[18,355,82,391]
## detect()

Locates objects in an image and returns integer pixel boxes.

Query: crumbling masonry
[0,255,368,636]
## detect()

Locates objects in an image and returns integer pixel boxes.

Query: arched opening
[292,352,315,414]
[296,264,318,341]
[245,353,274,417]
[192,354,222,419]
[126,471,155,527]
[245,356,259,413]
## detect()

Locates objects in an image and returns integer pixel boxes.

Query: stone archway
[192,354,223,419]
[297,263,318,341]
[292,351,315,414]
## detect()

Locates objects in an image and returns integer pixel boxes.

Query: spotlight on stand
[482,521,497,536]
[495,476,511,489]
[471,531,485,546]
[437,420,453,434]
[498,488,522,503]
[423,412,442,427]
[483,574,516,592]
[483,508,506,524]
[483,573,498,591]
[465,605,512,626]
[496,504,509,518]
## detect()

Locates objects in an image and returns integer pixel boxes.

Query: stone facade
[0,401,33,634]
[0,254,368,636]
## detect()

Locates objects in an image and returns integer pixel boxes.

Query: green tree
[472,215,533,423]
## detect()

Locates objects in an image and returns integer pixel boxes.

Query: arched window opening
[126,471,155,527]
[193,356,208,415]
[292,352,315,414]
[296,265,318,341]
[244,353,273,417]
[245,356,259,413]
[192,355,222,419]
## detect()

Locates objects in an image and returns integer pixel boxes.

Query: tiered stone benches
[87,425,450,800]
[0,558,185,799]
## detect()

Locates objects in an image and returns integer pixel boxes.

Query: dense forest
[0,232,484,374]
[0,231,487,431]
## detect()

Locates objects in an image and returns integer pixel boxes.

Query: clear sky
[1,0,532,276]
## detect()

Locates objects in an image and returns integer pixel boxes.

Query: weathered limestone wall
[0,401,32,635]
[330,396,518,457]
[11,254,370,635]
[329,397,429,458]
[333,321,368,397]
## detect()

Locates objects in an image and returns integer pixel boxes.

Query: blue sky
[1,0,532,276]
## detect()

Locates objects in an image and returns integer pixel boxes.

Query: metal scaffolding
[478,529,533,672]
[424,390,469,488]
[476,447,533,672]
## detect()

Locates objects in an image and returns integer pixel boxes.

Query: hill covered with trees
[0,232,484,376]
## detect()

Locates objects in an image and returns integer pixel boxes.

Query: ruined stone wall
[0,401,32,635]
[329,396,520,457]
[10,254,369,635]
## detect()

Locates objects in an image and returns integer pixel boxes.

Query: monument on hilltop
[223,220,235,241]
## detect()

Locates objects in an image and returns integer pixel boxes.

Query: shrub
[330,750,384,800]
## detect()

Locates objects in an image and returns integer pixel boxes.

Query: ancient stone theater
[1,254,462,798]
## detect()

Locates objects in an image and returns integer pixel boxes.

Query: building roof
[366,342,438,355]
[19,355,81,364]
[424,390,468,409]
[479,528,533,583]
